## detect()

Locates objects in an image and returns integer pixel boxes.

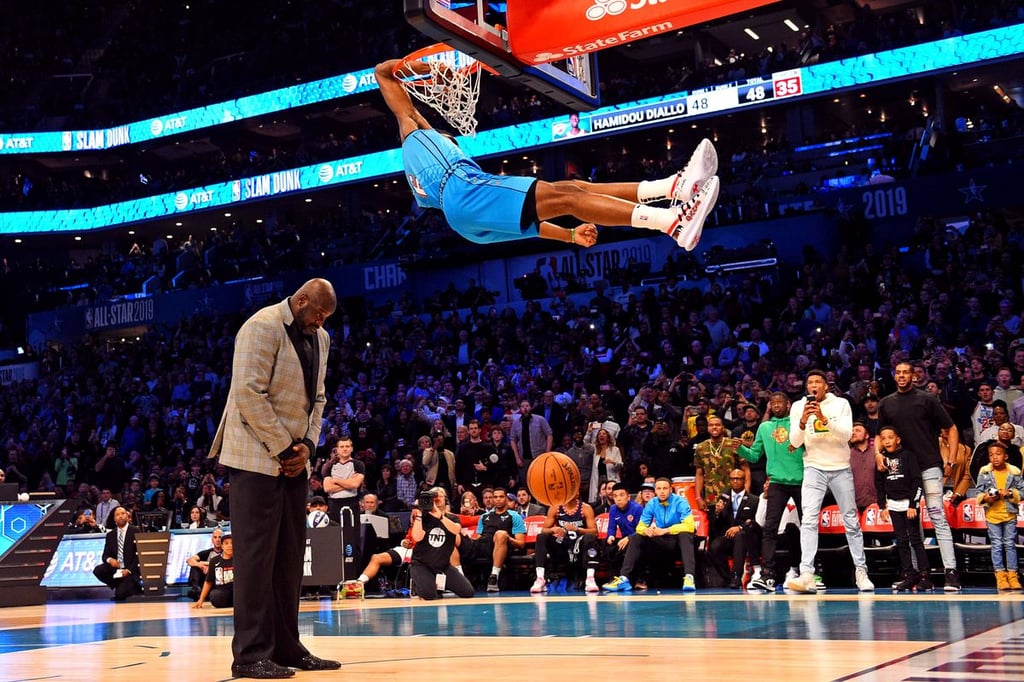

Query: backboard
[404,0,600,110]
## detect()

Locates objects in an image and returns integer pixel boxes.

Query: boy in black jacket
[876,426,933,592]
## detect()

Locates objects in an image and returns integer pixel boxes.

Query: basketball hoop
[393,43,497,137]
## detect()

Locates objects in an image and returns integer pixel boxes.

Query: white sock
[357,574,369,583]
[631,204,677,232]
[536,567,546,579]
[637,177,675,203]
[491,567,501,577]
[586,568,595,579]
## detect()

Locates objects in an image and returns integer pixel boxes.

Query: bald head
[291,278,337,335]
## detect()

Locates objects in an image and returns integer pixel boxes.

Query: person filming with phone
[785,370,874,594]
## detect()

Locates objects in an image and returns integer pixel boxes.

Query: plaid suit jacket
[209,298,328,476]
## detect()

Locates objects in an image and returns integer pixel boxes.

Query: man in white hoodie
[786,370,875,593]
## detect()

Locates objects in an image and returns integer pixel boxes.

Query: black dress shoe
[280,654,342,671]
[231,659,295,679]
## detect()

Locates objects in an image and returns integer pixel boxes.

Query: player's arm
[578,503,598,536]
[737,424,765,463]
[375,59,434,140]
[538,222,597,247]
[510,512,528,549]
[539,504,559,533]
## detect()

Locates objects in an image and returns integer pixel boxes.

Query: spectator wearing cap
[857,392,881,437]
[142,473,163,507]
[732,403,767,494]
[685,396,714,439]
[194,533,234,609]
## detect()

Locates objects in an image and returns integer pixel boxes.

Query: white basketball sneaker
[530,577,547,594]
[668,175,719,251]
[669,138,719,206]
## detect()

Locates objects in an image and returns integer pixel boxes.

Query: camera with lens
[417,490,438,511]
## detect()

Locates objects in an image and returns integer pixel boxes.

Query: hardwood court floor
[2,590,1024,681]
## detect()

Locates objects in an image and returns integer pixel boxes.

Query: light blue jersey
[402,129,474,209]
[402,129,539,245]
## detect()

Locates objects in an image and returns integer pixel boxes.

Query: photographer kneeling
[410,488,474,600]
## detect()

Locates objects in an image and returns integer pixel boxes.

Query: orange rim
[393,42,499,81]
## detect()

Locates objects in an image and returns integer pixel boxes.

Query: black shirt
[877,388,953,471]
[412,512,456,571]
[875,447,923,507]
[206,553,234,586]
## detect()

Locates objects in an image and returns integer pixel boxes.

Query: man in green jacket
[738,392,805,592]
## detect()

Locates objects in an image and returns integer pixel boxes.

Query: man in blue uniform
[375,57,719,251]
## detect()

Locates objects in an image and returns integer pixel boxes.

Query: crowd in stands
[2,204,1024,559]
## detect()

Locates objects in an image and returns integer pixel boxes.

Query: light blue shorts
[441,166,539,244]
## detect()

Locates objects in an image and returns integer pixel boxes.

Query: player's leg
[558,138,718,205]
[532,532,551,592]
[534,177,719,251]
[491,530,509,570]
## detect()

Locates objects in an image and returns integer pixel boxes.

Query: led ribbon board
[0,68,380,156]
[0,24,1021,234]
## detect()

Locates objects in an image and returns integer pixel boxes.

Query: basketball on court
[526,451,580,507]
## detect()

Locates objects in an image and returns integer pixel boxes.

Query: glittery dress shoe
[231,659,295,679]
[281,654,342,671]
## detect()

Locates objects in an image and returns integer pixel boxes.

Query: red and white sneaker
[667,175,719,251]
[530,577,547,593]
[668,138,718,206]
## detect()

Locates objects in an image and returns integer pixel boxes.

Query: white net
[395,50,485,137]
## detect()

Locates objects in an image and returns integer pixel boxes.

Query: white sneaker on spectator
[530,577,547,594]
[855,567,875,592]
[585,577,599,593]
[786,572,817,594]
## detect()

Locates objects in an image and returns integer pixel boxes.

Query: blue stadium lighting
[0,24,1021,234]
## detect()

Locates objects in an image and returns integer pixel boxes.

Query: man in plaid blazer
[210,278,341,679]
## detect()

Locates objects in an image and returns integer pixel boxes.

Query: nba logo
[62,131,73,151]
[866,509,876,526]
[231,180,241,202]
[963,504,973,523]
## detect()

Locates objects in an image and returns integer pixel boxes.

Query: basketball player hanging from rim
[374,46,720,251]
